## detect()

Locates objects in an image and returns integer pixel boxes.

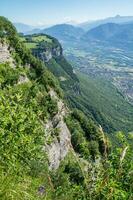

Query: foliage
[66,109,108,160]
[0,16,132,200]
[94,132,133,200]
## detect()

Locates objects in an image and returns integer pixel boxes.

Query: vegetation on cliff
[0,17,132,200]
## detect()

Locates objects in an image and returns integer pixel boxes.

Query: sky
[1,0,133,25]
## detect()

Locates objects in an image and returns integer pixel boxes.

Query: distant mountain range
[13,23,34,33]
[83,23,120,40]
[14,23,85,44]
[14,15,133,50]
[14,16,133,34]
[79,15,133,31]
[38,24,85,43]
[13,23,49,33]
[82,22,133,50]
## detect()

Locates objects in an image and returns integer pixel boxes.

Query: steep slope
[0,16,73,171]
[22,33,133,133]
[77,72,133,133]
[22,33,80,95]
[0,17,120,200]
[0,42,14,64]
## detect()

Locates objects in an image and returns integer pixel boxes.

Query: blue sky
[1,0,133,25]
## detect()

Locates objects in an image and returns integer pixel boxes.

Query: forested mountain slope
[82,22,133,50]
[0,16,132,200]
[22,32,133,133]
[22,33,79,93]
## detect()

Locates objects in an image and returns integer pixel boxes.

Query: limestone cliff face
[32,44,62,63]
[0,42,14,65]
[44,90,72,170]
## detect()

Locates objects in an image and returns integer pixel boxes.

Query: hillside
[39,24,85,44]
[65,42,133,132]
[22,33,80,94]
[77,72,133,133]
[1,16,128,200]
[82,22,133,50]
[83,23,120,40]
[20,31,133,134]
[0,16,132,200]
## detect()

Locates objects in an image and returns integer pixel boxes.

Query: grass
[19,37,26,42]
[25,42,37,49]
[24,35,52,50]
[32,35,52,43]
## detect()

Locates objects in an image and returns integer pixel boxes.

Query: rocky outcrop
[52,46,62,57]
[41,50,52,62]
[32,45,62,63]
[46,120,71,170]
[17,75,29,84]
[44,90,72,170]
[0,42,14,65]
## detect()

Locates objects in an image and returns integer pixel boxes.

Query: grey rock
[17,75,29,84]
[32,45,62,63]
[38,186,46,196]
[0,43,14,65]
[44,90,71,170]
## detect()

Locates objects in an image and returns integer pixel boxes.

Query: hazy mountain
[14,23,51,34]
[13,23,34,33]
[82,22,133,50]
[65,20,79,26]
[80,15,133,31]
[83,23,120,40]
[40,24,85,43]
[25,28,41,35]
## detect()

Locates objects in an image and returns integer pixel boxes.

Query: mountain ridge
[38,24,85,43]
[82,22,133,50]
[79,15,133,31]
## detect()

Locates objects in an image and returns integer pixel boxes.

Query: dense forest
[0,16,132,200]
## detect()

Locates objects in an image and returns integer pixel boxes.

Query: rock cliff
[32,40,62,62]
[44,89,72,170]
[0,42,14,64]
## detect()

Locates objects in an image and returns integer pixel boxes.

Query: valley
[16,16,133,107]
[19,27,133,133]
[64,42,133,105]
[29,20,133,108]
